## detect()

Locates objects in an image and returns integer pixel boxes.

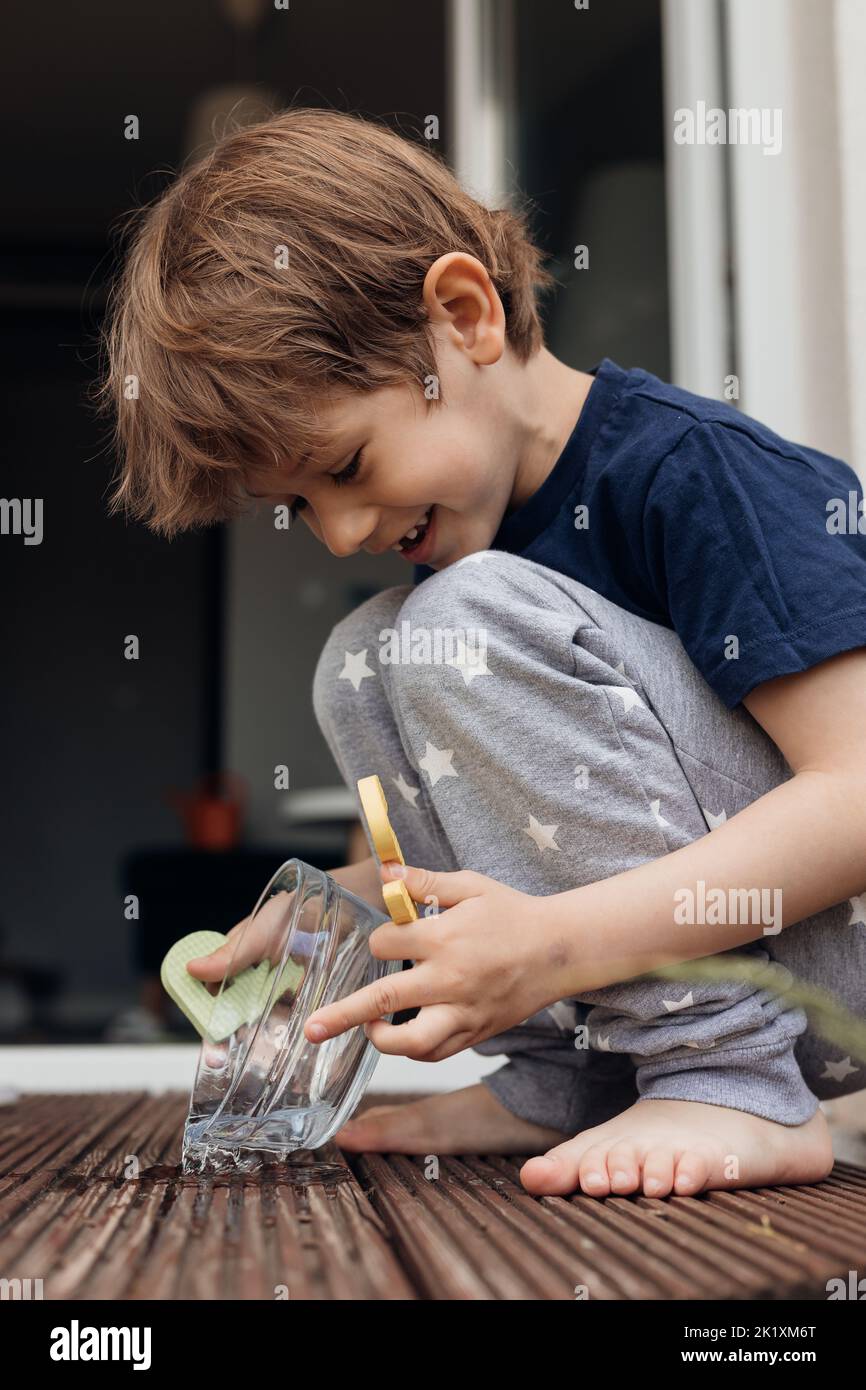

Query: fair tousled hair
[93,106,554,536]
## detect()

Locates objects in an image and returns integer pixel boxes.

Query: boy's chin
[426,523,500,570]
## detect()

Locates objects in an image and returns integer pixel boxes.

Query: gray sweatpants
[312,550,866,1133]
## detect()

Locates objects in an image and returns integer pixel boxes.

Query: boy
[97,108,866,1198]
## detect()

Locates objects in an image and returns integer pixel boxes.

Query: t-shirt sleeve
[642,421,866,706]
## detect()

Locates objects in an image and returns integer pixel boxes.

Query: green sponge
[160,930,304,1042]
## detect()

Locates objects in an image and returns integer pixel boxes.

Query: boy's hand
[304,862,566,1062]
[185,890,289,982]
[185,856,383,984]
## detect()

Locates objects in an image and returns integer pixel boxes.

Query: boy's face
[244,253,554,571]
[247,357,514,571]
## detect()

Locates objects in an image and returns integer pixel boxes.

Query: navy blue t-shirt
[416,358,866,707]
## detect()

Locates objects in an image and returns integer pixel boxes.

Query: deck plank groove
[1,1091,865,1300]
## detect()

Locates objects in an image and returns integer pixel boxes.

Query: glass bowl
[181,858,398,1172]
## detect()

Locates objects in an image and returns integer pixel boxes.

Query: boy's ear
[422,252,506,365]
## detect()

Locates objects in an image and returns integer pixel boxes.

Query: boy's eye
[286,448,364,521]
[330,448,364,487]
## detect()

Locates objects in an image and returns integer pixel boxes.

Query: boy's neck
[507,349,596,514]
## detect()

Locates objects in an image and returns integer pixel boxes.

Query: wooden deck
[2,1091,866,1300]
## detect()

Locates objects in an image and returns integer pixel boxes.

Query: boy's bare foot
[519,1097,834,1198]
[335,1083,569,1154]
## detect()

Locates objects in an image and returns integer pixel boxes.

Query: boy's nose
[320,514,379,558]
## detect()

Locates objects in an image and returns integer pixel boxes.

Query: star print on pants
[821,1056,859,1082]
[662,990,694,1012]
[445,636,491,685]
[603,684,645,714]
[848,893,866,926]
[418,741,458,787]
[523,814,561,852]
[338,649,375,692]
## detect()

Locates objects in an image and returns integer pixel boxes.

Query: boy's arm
[545,648,866,994]
[303,650,866,1057]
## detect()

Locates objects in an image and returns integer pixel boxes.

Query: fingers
[368,920,435,961]
[186,890,295,980]
[380,861,483,911]
[305,964,435,1040]
[364,1004,471,1060]
[185,919,249,981]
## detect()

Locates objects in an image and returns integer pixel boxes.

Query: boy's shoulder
[612,359,840,474]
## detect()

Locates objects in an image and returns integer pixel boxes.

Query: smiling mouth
[392,508,432,554]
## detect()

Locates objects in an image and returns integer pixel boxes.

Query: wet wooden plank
[706,1186,866,1264]
[352,1148,631,1300]
[0,1094,416,1300]
[604,1196,773,1299]
[1,1092,865,1300]
[123,1182,208,1300]
[83,1181,172,1300]
[455,1154,655,1299]
[629,1196,816,1295]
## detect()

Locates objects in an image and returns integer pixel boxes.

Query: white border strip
[0,1045,502,1097]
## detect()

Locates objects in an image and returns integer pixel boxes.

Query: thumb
[380,860,482,910]
[185,940,235,982]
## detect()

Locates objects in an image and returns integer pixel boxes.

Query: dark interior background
[0,0,667,1042]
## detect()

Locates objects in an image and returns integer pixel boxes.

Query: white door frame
[661,0,732,400]
[446,0,516,207]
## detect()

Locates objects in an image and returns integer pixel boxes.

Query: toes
[520,1136,590,1196]
[642,1146,675,1197]
[605,1141,641,1194]
[519,1154,565,1194]
[520,1136,642,1198]
[673,1148,711,1195]
[578,1143,613,1196]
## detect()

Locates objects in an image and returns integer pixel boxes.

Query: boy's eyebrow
[246,446,331,499]
[292,446,339,475]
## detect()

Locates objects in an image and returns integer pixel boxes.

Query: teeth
[393,509,432,551]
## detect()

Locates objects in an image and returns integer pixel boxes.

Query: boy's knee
[395,551,601,685]
[395,553,489,630]
[397,549,556,629]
